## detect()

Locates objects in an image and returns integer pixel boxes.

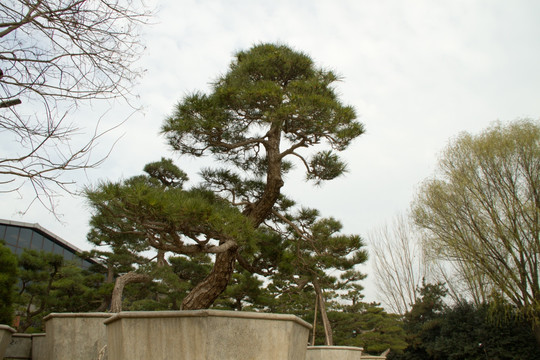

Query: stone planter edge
[0,325,16,333]
[307,346,363,351]
[43,312,112,322]
[104,309,312,329]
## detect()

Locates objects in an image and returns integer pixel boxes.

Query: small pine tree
[0,241,18,325]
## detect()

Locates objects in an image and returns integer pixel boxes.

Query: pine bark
[180,123,284,309]
[181,246,238,310]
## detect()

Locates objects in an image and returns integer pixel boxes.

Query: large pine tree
[162,43,364,308]
[87,43,364,310]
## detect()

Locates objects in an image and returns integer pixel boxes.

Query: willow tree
[412,119,540,344]
[162,43,364,309]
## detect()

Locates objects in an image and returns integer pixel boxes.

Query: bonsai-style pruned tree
[87,43,364,310]
[86,158,256,311]
[163,43,364,308]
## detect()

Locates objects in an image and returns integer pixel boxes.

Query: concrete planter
[31,334,48,360]
[105,310,312,360]
[43,312,112,360]
[0,324,16,359]
[306,346,363,360]
[5,333,32,359]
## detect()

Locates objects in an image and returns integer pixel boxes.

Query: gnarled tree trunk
[181,136,284,309]
[181,247,238,310]
[110,272,151,312]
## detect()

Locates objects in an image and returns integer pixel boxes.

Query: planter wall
[0,324,16,359]
[43,312,111,360]
[4,333,32,359]
[105,310,312,360]
[306,345,363,360]
[1,333,47,360]
[31,334,48,360]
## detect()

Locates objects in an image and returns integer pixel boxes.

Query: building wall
[0,220,94,269]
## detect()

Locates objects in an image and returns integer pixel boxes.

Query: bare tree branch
[369,213,429,315]
[0,0,151,212]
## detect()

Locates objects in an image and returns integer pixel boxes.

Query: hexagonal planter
[31,333,48,360]
[4,333,32,359]
[306,345,363,360]
[43,312,112,360]
[0,324,16,359]
[105,310,312,360]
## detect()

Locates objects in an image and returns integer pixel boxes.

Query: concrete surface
[31,334,47,360]
[105,310,312,360]
[4,333,32,359]
[0,324,16,359]
[43,312,111,360]
[306,346,363,360]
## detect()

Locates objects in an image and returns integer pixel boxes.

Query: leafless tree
[369,213,429,315]
[0,0,151,211]
[371,213,491,312]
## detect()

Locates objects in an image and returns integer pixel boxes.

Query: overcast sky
[2,0,540,304]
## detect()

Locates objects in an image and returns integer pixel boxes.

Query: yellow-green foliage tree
[413,119,540,345]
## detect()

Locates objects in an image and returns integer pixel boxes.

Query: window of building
[52,244,64,256]
[6,243,16,253]
[31,234,44,250]
[4,226,19,247]
[0,225,6,240]
[63,251,76,262]
[18,228,32,249]
[42,238,54,252]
